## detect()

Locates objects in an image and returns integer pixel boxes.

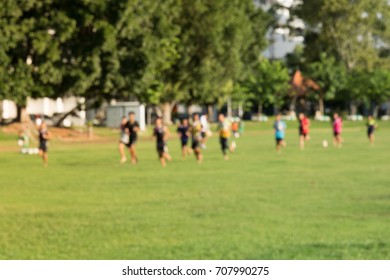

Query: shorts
[181,138,189,147]
[367,126,375,136]
[333,131,340,137]
[127,137,137,147]
[39,141,48,152]
[157,142,167,158]
[299,128,308,137]
[192,139,201,150]
[201,132,206,138]
[275,138,284,145]
[220,137,228,153]
[120,134,129,145]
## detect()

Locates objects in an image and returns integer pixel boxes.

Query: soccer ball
[322,140,328,148]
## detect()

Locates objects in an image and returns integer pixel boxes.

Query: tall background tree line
[0,0,389,124]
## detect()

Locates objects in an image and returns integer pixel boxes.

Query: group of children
[117,113,240,167]
[25,111,379,167]
[119,113,238,167]
[273,112,378,153]
[119,111,380,166]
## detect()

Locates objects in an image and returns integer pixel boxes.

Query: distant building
[105,102,146,130]
[0,97,86,126]
[254,0,305,59]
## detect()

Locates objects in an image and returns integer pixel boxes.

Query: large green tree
[306,53,347,115]
[0,0,271,124]
[241,58,290,115]
[155,0,270,123]
[297,0,390,71]
[0,0,78,121]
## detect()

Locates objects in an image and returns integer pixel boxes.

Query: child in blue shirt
[273,113,287,152]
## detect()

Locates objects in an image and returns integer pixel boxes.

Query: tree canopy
[0,0,271,122]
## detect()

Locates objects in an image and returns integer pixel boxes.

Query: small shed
[106,102,146,130]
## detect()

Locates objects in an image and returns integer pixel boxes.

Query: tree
[306,53,347,115]
[241,58,290,115]
[297,0,390,71]
[0,0,122,123]
[0,0,78,121]
[154,0,270,123]
[367,70,390,112]
[0,0,271,124]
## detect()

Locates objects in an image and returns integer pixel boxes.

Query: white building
[0,97,86,126]
[105,102,146,130]
[254,0,305,59]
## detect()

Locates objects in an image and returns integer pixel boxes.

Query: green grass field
[0,121,389,260]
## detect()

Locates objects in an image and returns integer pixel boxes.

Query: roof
[291,70,320,95]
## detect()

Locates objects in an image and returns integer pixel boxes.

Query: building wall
[255,0,304,60]
[1,97,86,125]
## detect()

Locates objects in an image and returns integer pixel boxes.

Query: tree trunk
[88,125,93,139]
[273,104,278,115]
[319,93,325,116]
[350,101,357,115]
[289,94,297,113]
[373,105,380,118]
[54,104,81,127]
[147,107,153,126]
[238,102,243,118]
[16,105,29,123]
[187,104,192,117]
[387,101,390,116]
[161,102,173,125]
[227,97,232,118]
[155,105,162,118]
[207,104,214,122]
[258,102,263,116]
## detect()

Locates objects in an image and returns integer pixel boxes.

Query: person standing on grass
[273,113,287,153]
[153,117,172,167]
[366,115,378,145]
[333,113,343,147]
[298,112,310,149]
[38,121,51,167]
[190,113,203,163]
[119,116,129,163]
[177,118,191,159]
[126,112,140,164]
[217,113,234,160]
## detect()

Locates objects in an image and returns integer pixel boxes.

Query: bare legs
[160,152,172,167]
[276,140,286,153]
[193,147,203,163]
[129,145,138,164]
[119,143,127,163]
[38,150,48,167]
[181,146,192,159]
[369,134,374,145]
[120,143,138,164]
[333,135,342,147]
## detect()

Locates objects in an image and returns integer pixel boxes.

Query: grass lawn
[0,120,389,260]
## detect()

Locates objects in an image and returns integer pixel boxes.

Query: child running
[38,121,52,167]
[190,113,203,163]
[333,113,343,147]
[153,117,172,167]
[366,115,377,145]
[126,112,140,164]
[298,112,310,149]
[177,118,191,159]
[273,113,287,152]
[217,113,233,160]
